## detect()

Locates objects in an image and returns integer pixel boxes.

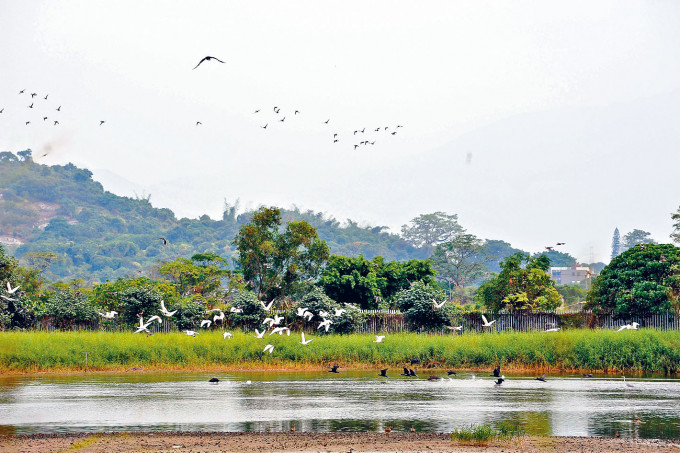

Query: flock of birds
[2,55,404,153]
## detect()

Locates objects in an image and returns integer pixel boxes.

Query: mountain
[0,150,428,282]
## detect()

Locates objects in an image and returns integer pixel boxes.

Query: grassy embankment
[1,329,679,374]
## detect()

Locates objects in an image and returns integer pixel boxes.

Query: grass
[1,329,679,373]
[451,423,525,445]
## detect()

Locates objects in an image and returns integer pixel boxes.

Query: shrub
[396,281,453,330]
[172,298,205,330]
[228,290,266,330]
[298,287,365,334]
[42,290,98,328]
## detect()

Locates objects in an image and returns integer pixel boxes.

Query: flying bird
[53,121,59,125]
[160,300,177,317]
[25,121,30,125]
[324,119,330,124]
[230,307,243,313]
[545,246,554,251]
[300,332,313,345]
[481,314,496,327]
[544,327,560,332]
[432,299,446,309]
[44,94,48,100]
[379,368,388,377]
[280,117,285,122]
[373,335,385,343]
[6,282,20,294]
[261,123,268,129]
[495,376,505,385]
[196,121,202,126]
[99,121,105,126]
[43,117,48,121]
[491,366,501,377]
[223,332,233,339]
[536,374,547,382]
[193,56,225,69]
[263,344,275,354]
[254,329,266,339]
[329,364,340,373]
[447,370,457,376]
[446,325,463,331]
[617,322,639,332]
[28,103,33,108]
[99,310,118,319]
[19,89,25,94]
[185,330,198,336]
[30,93,37,98]
[334,308,346,317]
[253,109,260,113]
[556,242,565,245]
[318,319,333,332]
[294,110,300,115]
[56,106,61,111]
[296,307,309,317]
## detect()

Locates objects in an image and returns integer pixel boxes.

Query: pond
[0,371,679,438]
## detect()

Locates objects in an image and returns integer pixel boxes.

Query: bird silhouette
[0,108,4,113]
[53,121,59,125]
[25,121,30,125]
[410,358,420,365]
[447,370,457,376]
[196,121,202,126]
[43,117,48,121]
[193,56,225,69]
[379,368,388,377]
[280,117,285,122]
[333,139,338,143]
[391,131,397,135]
[56,106,61,111]
[536,374,547,382]
[44,94,48,100]
[253,109,260,113]
[159,237,168,245]
[19,89,25,94]
[30,93,37,98]
[28,103,33,108]
[324,119,330,124]
[556,242,565,245]
[375,128,380,132]
[408,368,417,377]
[354,145,359,150]
[495,376,505,385]
[491,366,501,377]
[209,377,219,383]
[329,364,340,373]
[100,121,105,126]
[545,246,554,251]
[401,367,410,376]
[294,110,300,115]
[261,123,268,129]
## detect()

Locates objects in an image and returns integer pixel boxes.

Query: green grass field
[1,329,679,373]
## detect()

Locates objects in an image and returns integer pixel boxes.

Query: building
[548,265,593,285]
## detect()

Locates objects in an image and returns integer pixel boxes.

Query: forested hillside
[0,150,428,281]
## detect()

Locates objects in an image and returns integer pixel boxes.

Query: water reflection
[0,372,678,438]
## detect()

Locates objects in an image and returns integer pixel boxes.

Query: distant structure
[548,265,594,285]
[611,227,621,259]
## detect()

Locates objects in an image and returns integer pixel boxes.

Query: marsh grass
[1,329,679,373]
[451,422,525,444]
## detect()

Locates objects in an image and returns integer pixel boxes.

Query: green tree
[159,253,230,300]
[586,243,680,318]
[227,290,267,330]
[396,281,453,330]
[400,212,464,249]
[234,207,330,300]
[475,253,561,312]
[431,233,488,287]
[532,250,577,268]
[297,287,364,334]
[611,228,621,259]
[41,289,98,329]
[671,207,680,245]
[621,229,655,253]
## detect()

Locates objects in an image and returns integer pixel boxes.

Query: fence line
[30,310,679,334]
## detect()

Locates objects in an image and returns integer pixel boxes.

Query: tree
[586,243,680,318]
[297,287,364,334]
[234,207,330,300]
[474,253,561,312]
[159,253,230,300]
[430,233,488,287]
[396,281,453,330]
[671,207,680,245]
[41,289,97,329]
[477,239,526,274]
[400,212,464,249]
[16,149,32,162]
[532,250,577,268]
[611,228,621,259]
[621,229,655,253]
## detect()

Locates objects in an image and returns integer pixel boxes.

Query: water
[1,371,679,438]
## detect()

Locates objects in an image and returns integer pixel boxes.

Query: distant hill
[0,150,428,282]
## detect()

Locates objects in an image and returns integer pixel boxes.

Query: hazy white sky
[2,0,680,263]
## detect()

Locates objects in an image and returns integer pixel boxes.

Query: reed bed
[1,329,679,373]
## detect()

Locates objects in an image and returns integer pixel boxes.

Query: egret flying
[318,319,333,332]
[254,329,266,339]
[99,311,118,319]
[185,330,198,336]
[160,300,177,317]
[432,299,446,309]
[6,282,20,294]
[296,307,309,317]
[617,322,640,332]
[373,335,385,343]
[200,320,212,328]
[446,325,463,331]
[263,344,275,354]
[230,307,243,313]
[334,308,346,317]
[481,314,496,327]
[223,332,233,339]
[260,300,275,311]
[300,332,313,345]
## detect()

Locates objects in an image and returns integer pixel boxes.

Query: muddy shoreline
[1,432,679,452]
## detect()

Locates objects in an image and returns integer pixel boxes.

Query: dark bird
[375,128,380,132]
[208,377,219,383]
[324,119,330,124]
[273,106,278,111]
[428,375,441,381]
[100,121,105,126]
[491,366,501,377]
[410,358,420,366]
[30,93,37,98]
[294,110,300,115]
[0,108,3,113]
[354,130,358,135]
[159,237,168,245]
[354,145,359,150]
[28,103,33,108]
[447,370,457,376]
[401,367,410,376]
[333,133,338,138]
[253,109,260,113]
[261,123,268,129]
[280,117,285,122]
[196,121,202,126]
[545,246,554,251]
[583,373,594,378]
[397,125,403,128]
[370,141,375,145]
[495,376,505,385]
[19,89,25,94]
[333,139,338,143]
[44,94,48,100]
[193,56,225,69]
[384,127,389,130]
[556,242,565,246]
[329,364,340,373]
[379,368,388,377]
[43,117,48,121]
[408,368,417,377]
[536,374,547,382]
[360,128,365,133]
[56,106,61,111]
[25,121,30,125]
[391,131,397,135]
[53,120,59,125]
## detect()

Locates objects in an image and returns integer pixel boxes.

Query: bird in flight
[391,131,397,135]
[25,121,30,125]
[261,123,268,129]
[379,369,388,377]
[545,246,554,251]
[333,139,338,143]
[324,119,330,124]
[30,93,37,98]
[56,106,61,111]
[253,109,260,114]
[294,110,300,115]
[19,89,25,94]
[100,121,105,126]
[159,237,168,245]
[280,117,285,122]
[556,242,565,246]
[374,335,385,343]
[28,103,33,109]
[196,121,202,126]
[53,121,59,125]
[193,56,225,69]
[43,117,48,121]
[433,299,446,309]
[44,94,49,100]
[300,332,313,345]
[0,108,3,113]
[354,145,359,150]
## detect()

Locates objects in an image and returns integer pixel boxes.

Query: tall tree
[400,212,464,249]
[234,206,329,300]
[611,228,621,259]
[621,229,655,253]
[671,206,680,245]
[431,233,488,287]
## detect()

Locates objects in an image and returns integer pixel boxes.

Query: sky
[2,0,680,263]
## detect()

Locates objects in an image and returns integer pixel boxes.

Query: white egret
[213,311,225,323]
[481,314,496,327]
[6,282,20,294]
[495,375,505,385]
[544,327,560,332]
[147,315,162,325]
[185,330,198,336]
[272,314,284,325]
[334,308,346,317]
[260,299,275,311]
[617,322,640,332]
[263,344,274,354]
[200,320,212,328]
[432,299,446,309]
[135,315,153,333]
[446,325,463,331]
[623,376,634,388]
[373,335,385,343]
[270,327,285,335]
[303,311,314,321]
[99,311,118,319]
[262,317,275,327]
[296,307,309,317]
[254,329,266,339]
[160,300,177,317]
[318,319,333,332]
[300,332,313,345]
[230,307,243,313]
[319,310,330,318]
[223,332,233,339]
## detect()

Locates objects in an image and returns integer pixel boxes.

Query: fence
[32,310,680,334]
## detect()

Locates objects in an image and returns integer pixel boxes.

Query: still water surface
[1,371,679,438]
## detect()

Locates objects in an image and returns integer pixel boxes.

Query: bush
[172,298,205,330]
[118,286,164,326]
[42,290,98,328]
[396,281,453,331]
[227,290,266,330]
[298,287,365,334]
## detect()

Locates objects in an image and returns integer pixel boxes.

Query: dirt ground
[1,432,679,453]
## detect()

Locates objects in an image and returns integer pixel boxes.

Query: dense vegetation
[2,329,678,373]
